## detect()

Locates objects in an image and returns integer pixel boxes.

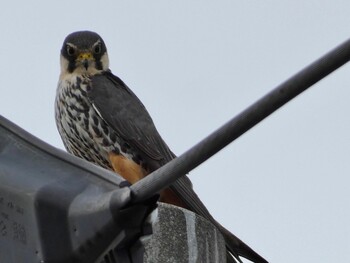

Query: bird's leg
[108,152,188,208]
[108,152,147,184]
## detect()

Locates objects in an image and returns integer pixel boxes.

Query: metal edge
[0,114,125,186]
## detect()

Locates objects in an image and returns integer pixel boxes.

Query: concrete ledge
[141,203,226,263]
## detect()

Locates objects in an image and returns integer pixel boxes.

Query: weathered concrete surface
[141,203,226,263]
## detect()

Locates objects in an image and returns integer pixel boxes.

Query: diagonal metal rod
[130,38,350,203]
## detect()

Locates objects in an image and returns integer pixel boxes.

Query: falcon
[55,31,267,263]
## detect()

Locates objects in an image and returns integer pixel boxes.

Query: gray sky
[1,1,350,262]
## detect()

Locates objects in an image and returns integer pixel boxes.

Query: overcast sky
[1,1,350,262]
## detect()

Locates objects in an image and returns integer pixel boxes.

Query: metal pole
[130,38,350,202]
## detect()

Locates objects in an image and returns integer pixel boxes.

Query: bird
[55,30,268,263]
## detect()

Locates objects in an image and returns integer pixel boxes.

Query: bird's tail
[169,175,268,263]
[214,221,268,263]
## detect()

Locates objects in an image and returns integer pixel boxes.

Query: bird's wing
[89,71,174,167]
[88,71,268,263]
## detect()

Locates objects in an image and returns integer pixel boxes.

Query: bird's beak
[77,52,93,70]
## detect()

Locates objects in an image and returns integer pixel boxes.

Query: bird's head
[60,31,109,75]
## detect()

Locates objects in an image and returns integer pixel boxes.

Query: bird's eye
[66,45,76,56]
[94,44,102,54]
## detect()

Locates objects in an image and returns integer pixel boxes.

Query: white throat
[59,52,110,78]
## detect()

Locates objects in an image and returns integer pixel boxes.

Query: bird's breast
[55,75,127,169]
